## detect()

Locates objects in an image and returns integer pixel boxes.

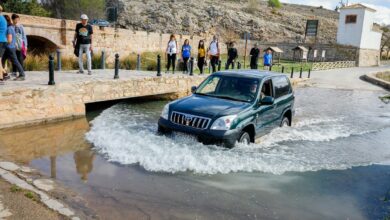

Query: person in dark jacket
[225,42,238,70]
[249,43,260,69]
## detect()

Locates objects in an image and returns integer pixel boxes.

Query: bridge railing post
[299,67,303,78]
[308,68,311,78]
[136,54,141,71]
[101,50,106,69]
[290,67,294,78]
[114,53,119,79]
[56,49,61,71]
[48,55,55,85]
[157,54,161,76]
[189,57,194,76]
[281,66,285,73]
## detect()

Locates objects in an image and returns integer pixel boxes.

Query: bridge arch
[27,35,59,55]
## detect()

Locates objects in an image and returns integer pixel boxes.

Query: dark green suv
[158,70,295,148]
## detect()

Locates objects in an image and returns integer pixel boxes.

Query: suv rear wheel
[238,131,251,145]
[280,117,290,127]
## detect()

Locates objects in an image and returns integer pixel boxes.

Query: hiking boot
[77,71,84,74]
[11,72,17,77]
[14,76,25,81]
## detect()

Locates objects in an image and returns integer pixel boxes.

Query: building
[336,3,382,66]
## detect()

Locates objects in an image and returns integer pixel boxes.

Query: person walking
[166,34,177,74]
[249,43,260,69]
[0,6,7,84]
[226,42,238,70]
[197,40,206,74]
[2,15,25,81]
[181,39,191,74]
[73,14,93,75]
[263,49,273,70]
[11,14,27,77]
[207,36,220,73]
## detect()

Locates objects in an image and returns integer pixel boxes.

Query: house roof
[292,46,308,52]
[265,47,283,53]
[341,3,376,12]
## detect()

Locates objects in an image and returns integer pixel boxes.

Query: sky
[281,0,390,25]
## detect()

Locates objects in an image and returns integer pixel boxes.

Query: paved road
[305,65,390,91]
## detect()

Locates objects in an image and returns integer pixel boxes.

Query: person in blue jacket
[181,39,191,74]
[0,6,7,84]
[263,49,273,70]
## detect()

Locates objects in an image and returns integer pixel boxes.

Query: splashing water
[86,88,390,175]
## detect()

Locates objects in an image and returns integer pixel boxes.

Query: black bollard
[237,62,241,69]
[157,54,162,76]
[101,50,106,69]
[269,65,272,71]
[218,60,222,71]
[137,54,141,71]
[308,68,311,78]
[290,67,294,78]
[189,57,194,76]
[56,49,61,71]
[299,67,303,78]
[281,66,285,73]
[48,55,55,85]
[114,53,119,79]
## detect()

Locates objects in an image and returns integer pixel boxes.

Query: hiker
[166,34,177,74]
[207,35,220,73]
[225,42,238,70]
[11,14,27,77]
[249,43,260,69]
[197,40,206,74]
[263,49,273,70]
[73,14,93,75]
[181,39,191,74]
[1,15,25,81]
[0,6,7,84]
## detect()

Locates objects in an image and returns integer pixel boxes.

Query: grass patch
[376,72,390,82]
[24,191,39,201]
[10,185,22,193]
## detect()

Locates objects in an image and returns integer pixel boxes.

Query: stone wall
[0,74,206,129]
[357,49,381,67]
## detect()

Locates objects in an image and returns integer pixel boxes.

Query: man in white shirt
[207,36,220,73]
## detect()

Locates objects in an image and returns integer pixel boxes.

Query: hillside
[108,0,339,44]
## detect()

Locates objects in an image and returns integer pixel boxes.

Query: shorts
[0,42,6,57]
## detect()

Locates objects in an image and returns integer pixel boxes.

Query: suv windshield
[195,75,259,103]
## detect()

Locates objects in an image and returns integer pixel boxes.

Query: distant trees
[268,0,282,9]
[2,0,51,17]
[41,0,105,20]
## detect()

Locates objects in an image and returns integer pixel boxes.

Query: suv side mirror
[260,96,274,105]
[191,86,197,93]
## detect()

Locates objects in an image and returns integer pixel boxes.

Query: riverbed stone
[33,179,55,192]
[0,162,20,171]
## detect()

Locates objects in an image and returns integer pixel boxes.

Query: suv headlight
[210,115,237,130]
[161,104,169,120]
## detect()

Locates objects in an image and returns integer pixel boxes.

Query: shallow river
[1,87,390,220]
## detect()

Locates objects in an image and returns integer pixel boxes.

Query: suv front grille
[170,111,211,130]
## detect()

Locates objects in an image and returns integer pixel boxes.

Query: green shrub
[268,0,281,8]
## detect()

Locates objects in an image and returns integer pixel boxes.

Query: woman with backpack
[11,14,27,77]
[197,40,206,74]
[181,39,191,74]
[1,15,25,80]
[166,34,177,74]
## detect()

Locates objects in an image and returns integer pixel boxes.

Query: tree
[3,0,51,17]
[41,0,105,20]
[268,0,282,9]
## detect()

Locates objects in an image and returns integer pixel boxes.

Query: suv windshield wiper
[194,92,214,97]
[213,95,249,103]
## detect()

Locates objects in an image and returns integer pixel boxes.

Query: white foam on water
[86,104,390,175]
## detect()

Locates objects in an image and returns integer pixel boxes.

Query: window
[345,15,357,24]
[273,76,290,99]
[260,79,273,99]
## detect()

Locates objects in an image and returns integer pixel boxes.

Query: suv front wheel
[238,131,251,145]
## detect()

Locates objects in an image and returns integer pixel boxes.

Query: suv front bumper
[158,117,240,148]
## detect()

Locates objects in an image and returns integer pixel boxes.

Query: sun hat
[80,14,89,20]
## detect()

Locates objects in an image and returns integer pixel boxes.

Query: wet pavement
[0,66,390,219]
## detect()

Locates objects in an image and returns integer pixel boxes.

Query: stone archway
[27,35,59,55]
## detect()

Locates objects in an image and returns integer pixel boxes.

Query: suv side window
[273,76,290,99]
[260,79,273,99]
